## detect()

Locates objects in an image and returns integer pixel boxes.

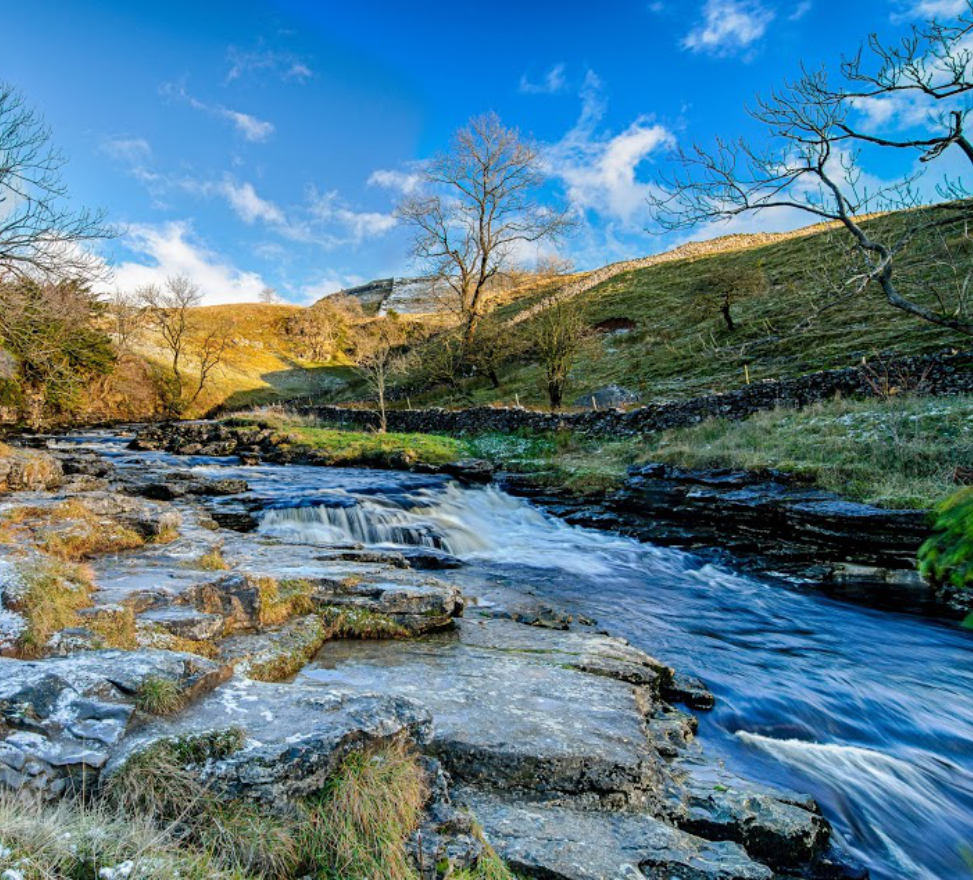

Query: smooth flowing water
[59,434,973,879]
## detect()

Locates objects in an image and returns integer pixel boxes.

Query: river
[59,432,973,880]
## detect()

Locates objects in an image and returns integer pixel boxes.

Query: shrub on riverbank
[919,488,973,602]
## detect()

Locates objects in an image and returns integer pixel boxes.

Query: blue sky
[2,0,966,303]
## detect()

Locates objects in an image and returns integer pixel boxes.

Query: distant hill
[322,277,449,315]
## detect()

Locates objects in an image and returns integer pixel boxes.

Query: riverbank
[0,429,878,880]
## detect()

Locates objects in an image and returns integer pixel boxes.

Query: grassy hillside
[131,303,355,415]
[396,209,970,409]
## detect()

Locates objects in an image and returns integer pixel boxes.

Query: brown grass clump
[9,559,96,657]
[301,739,428,880]
[319,606,410,640]
[195,546,230,571]
[84,604,138,650]
[258,577,315,627]
[1,499,147,561]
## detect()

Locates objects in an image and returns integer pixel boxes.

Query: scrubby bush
[919,487,973,595]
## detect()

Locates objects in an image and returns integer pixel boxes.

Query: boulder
[458,788,774,880]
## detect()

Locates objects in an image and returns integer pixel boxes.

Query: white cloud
[218,180,285,225]
[225,47,313,84]
[367,168,422,195]
[683,0,775,57]
[545,71,675,227]
[161,82,274,143]
[217,107,274,142]
[109,221,268,305]
[519,63,567,95]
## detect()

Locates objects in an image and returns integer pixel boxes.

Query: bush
[919,487,973,594]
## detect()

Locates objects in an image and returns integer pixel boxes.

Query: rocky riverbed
[0,431,871,880]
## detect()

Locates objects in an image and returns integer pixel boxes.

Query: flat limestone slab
[457,788,773,880]
[301,618,670,808]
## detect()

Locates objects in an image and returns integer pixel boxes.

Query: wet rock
[440,459,494,484]
[128,473,249,501]
[105,677,432,805]
[219,615,329,681]
[55,453,114,479]
[306,572,464,634]
[457,788,774,880]
[139,606,225,641]
[180,573,264,635]
[397,547,464,570]
[679,780,830,871]
[665,673,716,710]
[207,508,260,532]
[0,649,228,798]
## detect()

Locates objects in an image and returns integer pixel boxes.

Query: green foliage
[0,279,115,424]
[919,488,973,592]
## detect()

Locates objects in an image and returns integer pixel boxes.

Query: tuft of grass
[319,606,411,640]
[8,558,96,657]
[450,826,518,880]
[85,604,138,651]
[196,546,230,571]
[301,739,427,880]
[0,794,246,880]
[108,734,426,880]
[135,675,187,716]
[225,412,472,469]
[153,523,181,545]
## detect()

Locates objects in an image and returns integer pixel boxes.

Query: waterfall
[258,483,649,577]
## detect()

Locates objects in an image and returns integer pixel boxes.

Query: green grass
[226,409,473,468]
[134,675,187,715]
[469,395,973,510]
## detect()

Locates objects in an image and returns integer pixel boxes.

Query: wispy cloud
[160,82,274,142]
[545,71,675,227]
[225,46,313,84]
[519,63,568,95]
[789,1,813,20]
[683,0,775,58]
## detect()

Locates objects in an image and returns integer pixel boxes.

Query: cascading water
[59,437,973,880]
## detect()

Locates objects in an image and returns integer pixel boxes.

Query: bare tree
[352,319,407,432]
[259,286,281,304]
[529,290,591,410]
[398,113,572,342]
[0,81,113,283]
[138,275,202,395]
[691,263,768,332]
[649,3,973,337]
[137,275,231,414]
[106,289,146,352]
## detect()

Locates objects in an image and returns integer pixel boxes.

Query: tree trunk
[720,301,735,332]
[548,379,563,411]
[487,368,501,389]
[377,383,387,433]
